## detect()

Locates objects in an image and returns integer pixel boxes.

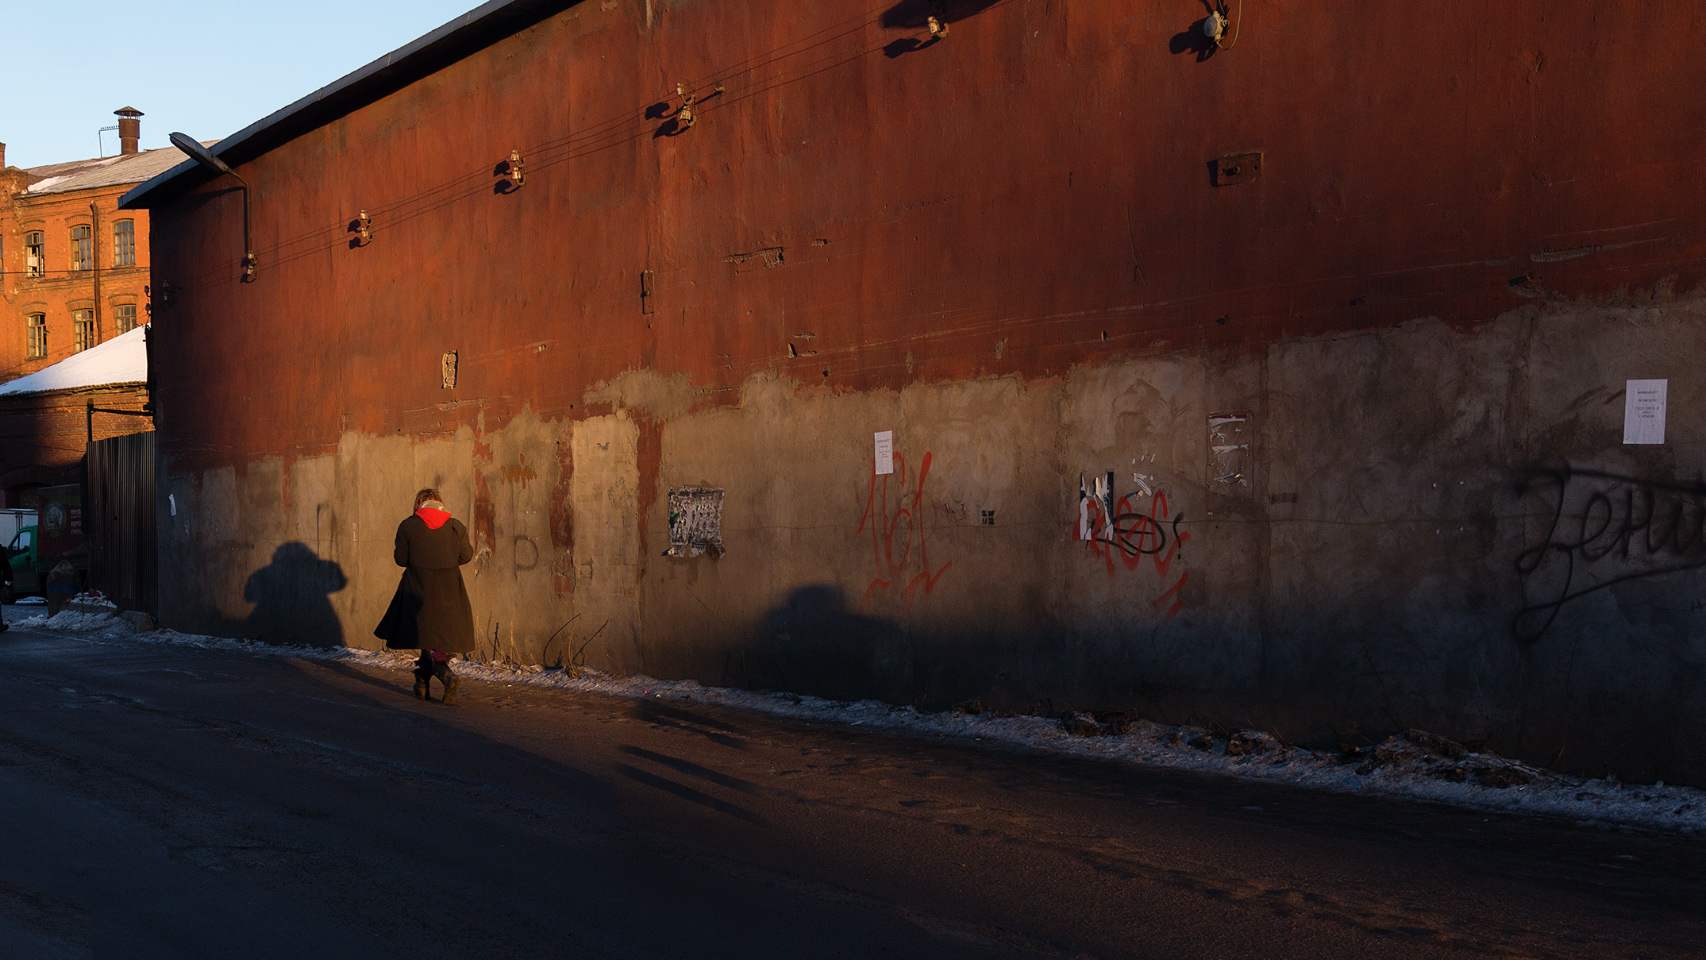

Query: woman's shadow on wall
[230,542,349,648]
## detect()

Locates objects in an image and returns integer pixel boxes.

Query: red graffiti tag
[1078,485,1190,619]
[859,451,952,606]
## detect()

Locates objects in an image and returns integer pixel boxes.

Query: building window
[70,225,93,271]
[24,231,44,277]
[26,314,46,360]
[113,220,135,267]
[73,309,96,352]
[114,303,137,335]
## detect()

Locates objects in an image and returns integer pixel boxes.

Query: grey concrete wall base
[157,299,1706,785]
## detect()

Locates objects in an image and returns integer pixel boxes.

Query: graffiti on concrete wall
[859,450,951,606]
[1077,471,1190,618]
[1514,466,1706,642]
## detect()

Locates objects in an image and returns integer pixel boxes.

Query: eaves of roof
[119,0,581,211]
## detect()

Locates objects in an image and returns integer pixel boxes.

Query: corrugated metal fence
[87,430,156,614]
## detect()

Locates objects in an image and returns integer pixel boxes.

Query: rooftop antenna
[96,124,119,157]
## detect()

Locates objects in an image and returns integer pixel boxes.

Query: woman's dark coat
[374,512,477,652]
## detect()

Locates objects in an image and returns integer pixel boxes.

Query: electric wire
[80,1,1026,307]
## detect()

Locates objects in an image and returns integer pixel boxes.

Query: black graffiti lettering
[1576,491,1616,561]
[1513,466,1706,643]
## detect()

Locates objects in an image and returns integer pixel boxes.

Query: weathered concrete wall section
[160,296,1706,784]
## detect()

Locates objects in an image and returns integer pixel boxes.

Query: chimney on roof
[115,107,143,156]
[0,142,6,168]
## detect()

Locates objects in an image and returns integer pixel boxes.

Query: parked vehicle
[0,509,33,552]
[3,524,38,601]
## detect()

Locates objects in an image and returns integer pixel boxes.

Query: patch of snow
[19,612,1705,835]
[0,325,148,396]
[15,596,47,605]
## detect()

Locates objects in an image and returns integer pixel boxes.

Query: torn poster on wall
[1623,380,1667,445]
[1079,472,1114,541]
[1208,412,1251,486]
[666,487,725,558]
[874,430,894,475]
[1075,469,1191,618]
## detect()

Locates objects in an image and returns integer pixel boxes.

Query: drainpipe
[89,201,101,343]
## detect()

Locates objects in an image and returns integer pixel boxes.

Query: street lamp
[169,132,256,282]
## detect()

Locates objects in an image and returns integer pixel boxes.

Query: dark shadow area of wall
[688,577,1706,788]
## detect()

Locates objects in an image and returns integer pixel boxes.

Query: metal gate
[86,430,155,613]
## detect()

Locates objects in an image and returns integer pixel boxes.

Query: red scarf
[415,505,451,529]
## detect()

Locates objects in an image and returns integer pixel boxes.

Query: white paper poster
[873,431,894,475]
[1623,379,1668,445]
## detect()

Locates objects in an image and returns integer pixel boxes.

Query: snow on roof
[0,325,148,397]
[20,147,189,197]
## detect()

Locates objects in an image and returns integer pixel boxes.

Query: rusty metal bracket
[676,83,697,129]
[1212,151,1262,186]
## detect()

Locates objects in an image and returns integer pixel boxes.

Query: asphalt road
[0,627,1699,959]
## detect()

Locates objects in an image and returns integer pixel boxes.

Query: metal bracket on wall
[1212,152,1262,186]
[494,149,525,191]
[676,84,697,129]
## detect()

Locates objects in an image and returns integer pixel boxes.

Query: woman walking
[375,488,477,703]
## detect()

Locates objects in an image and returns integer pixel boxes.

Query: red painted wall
[146,0,1706,474]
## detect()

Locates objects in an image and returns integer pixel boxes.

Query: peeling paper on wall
[666,487,725,558]
[1208,412,1251,487]
[1078,473,1115,541]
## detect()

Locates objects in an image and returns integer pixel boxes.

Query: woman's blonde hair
[414,487,443,509]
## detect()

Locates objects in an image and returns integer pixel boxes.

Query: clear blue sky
[0,0,482,169]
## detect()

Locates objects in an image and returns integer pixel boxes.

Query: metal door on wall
[86,431,156,614]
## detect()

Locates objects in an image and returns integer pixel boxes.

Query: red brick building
[0,109,166,505]
[0,110,172,380]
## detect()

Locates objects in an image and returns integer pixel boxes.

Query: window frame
[113,303,138,335]
[26,314,47,360]
[72,308,96,352]
[112,219,135,267]
[69,224,93,272]
[24,231,45,278]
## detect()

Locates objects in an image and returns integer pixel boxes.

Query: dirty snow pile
[18,606,1704,835]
